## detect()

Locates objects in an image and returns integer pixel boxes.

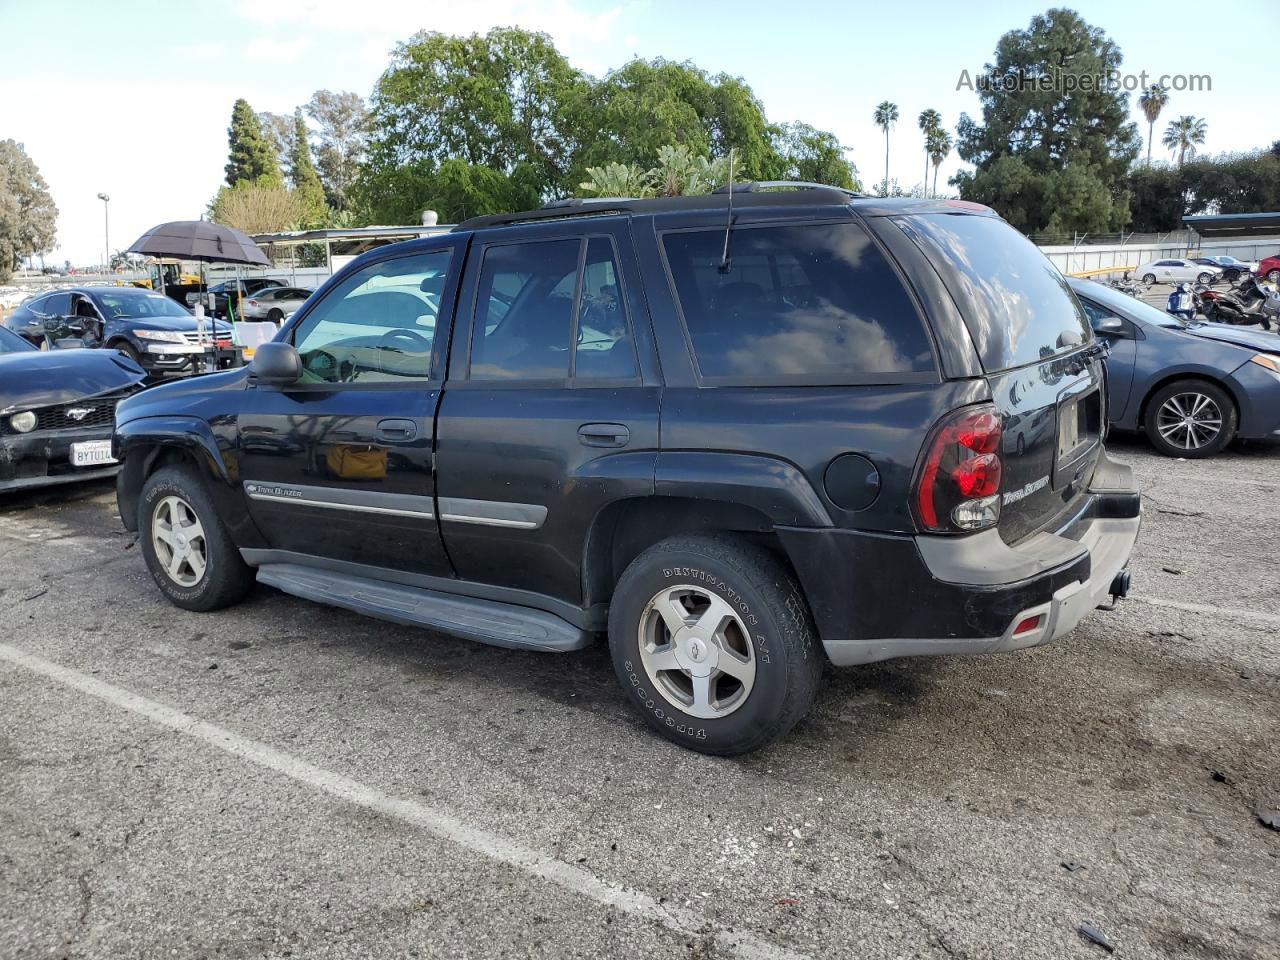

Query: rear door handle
[377,418,418,442]
[578,422,630,448]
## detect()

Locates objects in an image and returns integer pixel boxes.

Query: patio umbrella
[126,220,270,266]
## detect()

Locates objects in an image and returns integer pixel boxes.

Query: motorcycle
[1233,277,1280,330]
[1194,284,1262,327]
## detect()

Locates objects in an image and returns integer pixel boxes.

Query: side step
[255,563,592,653]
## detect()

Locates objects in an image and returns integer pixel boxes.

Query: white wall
[1041,235,1280,276]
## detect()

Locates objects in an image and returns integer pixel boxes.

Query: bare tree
[211,180,300,234]
[305,90,369,211]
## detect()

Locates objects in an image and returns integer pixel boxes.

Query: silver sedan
[241,286,313,323]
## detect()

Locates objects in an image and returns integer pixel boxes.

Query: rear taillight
[247,299,258,306]
[914,403,1003,534]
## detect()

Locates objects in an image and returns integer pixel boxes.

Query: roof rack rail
[453,201,634,232]
[540,196,636,209]
[711,180,865,197]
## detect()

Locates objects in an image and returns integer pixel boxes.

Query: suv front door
[236,240,462,577]
[434,221,660,611]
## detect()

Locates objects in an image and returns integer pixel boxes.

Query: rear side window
[894,214,1090,372]
[661,222,935,381]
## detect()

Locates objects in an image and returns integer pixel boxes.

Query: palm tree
[917,109,941,196]
[1162,115,1207,167]
[1137,84,1169,166]
[927,129,952,199]
[873,101,899,196]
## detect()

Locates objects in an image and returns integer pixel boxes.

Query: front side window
[662,222,935,380]
[291,249,451,383]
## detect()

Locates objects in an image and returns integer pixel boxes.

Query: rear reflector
[1013,615,1043,636]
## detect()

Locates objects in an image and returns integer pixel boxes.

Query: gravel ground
[1,435,1277,960]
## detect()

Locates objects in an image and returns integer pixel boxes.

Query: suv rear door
[434,219,660,608]
[890,211,1104,542]
[236,239,462,576]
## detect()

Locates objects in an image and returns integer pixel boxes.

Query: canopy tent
[1183,212,1280,240]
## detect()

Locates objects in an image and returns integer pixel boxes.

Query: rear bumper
[779,452,1141,667]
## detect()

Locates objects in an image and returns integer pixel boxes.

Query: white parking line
[1131,596,1280,627]
[0,642,806,960]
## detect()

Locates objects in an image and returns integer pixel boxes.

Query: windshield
[0,326,37,353]
[1073,279,1190,328]
[96,291,191,319]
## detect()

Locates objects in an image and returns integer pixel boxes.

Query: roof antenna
[718,150,735,273]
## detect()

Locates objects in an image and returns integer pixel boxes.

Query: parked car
[201,278,285,318]
[242,286,313,323]
[1070,277,1280,457]
[3,286,235,377]
[1132,258,1220,285]
[1191,256,1257,282]
[1256,254,1280,283]
[0,325,146,493]
[114,188,1141,756]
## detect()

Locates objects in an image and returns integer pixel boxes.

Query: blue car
[1069,277,1280,457]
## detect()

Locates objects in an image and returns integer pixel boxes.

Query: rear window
[894,213,1090,372]
[661,222,935,381]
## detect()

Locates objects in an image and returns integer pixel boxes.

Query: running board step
[255,563,591,653]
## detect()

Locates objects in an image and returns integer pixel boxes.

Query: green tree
[1137,84,1168,167]
[579,162,657,198]
[305,90,369,211]
[917,108,941,194]
[953,10,1138,233]
[771,122,859,189]
[1125,164,1185,231]
[927,128,952,198]
[873,101,899,196]
[225,98,282,187]
[1163,115,1207,167]
[257,111,295,178]
[290,109,327,226]
[0,140,57,282]
[362,27,582,205]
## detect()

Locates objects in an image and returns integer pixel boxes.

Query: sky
[1,0,1271,266]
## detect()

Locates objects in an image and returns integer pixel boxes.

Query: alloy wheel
[1156,392,1223,452]
[151,495,208,587]
[637,584,757,719]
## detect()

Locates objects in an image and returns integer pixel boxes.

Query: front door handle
[377,418,418,442]
[578,422,630,448]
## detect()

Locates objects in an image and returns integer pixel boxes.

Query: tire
[267,308,284,323]
[1268,269,1279,283]
[139,465,254,612]
[608,534,823,756]
[1225,269,1240,282]
[1144,379,1237,459]
[1197,272,1213,285]
[113,340,143,365]
[1142,273,1156,285]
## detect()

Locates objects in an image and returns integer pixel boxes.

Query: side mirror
[1091,316,1125,337]
[250,341,302,385]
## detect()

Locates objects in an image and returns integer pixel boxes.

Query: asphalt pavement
[1,436,1277,960]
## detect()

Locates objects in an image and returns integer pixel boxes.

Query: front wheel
[139,465,254,611]
[608,535,823,755]
[1268,269,1279,282]
[1142,273,1156,285]
[1145,380,1237,459]
[1197,272,1213,285]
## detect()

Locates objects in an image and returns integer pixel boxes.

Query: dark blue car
[1070,277,1280,457]
[3,286,232,377]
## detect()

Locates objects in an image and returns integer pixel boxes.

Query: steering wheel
[377,328,431,352]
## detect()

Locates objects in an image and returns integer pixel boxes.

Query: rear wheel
[267,307,284,323]
[1144,380,1237,459]
[1142,273,1156,285]
[608,535,823,755]
[139,465,254,611]
[1268,269,1279,282]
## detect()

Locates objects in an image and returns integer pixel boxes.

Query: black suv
[113,185,1140,755]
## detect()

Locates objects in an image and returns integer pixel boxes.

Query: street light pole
[96,192,110,274]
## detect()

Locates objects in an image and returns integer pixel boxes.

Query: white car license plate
[70,439,116,467]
